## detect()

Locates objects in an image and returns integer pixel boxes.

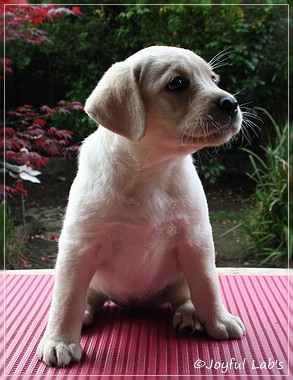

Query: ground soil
[5,158,286,270]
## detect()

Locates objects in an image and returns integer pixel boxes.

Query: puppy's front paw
[173,300,203,334]
[37,339,82,367]
[205,310,246,340]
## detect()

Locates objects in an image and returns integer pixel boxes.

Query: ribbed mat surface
[1,273,291,379]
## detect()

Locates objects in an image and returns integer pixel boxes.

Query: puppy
[37,46,246,367]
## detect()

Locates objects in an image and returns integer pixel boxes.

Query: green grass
[241,108,288,265]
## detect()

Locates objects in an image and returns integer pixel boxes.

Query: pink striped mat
[1,273,291,379]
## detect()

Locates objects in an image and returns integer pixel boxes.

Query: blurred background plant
[2,3,83,268]
[4,2,288,134]
[1,202,27,269]
[197,157,226,187]
[241,108,288,265]
[2,1,289,268]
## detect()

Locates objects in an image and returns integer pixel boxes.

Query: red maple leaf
[67,101,84,111]
[6,136,32,151]
[35,136,61,155]
[15,105,33,113]
[4,127,15,138]
[31,15,44,26]
[15,181,28,197]
[32,118,46,127]
[55,129,73,140]
[0,184,20,198]
[40,105,53,114]
[7,111,22,117]
[61,144,80,158]
[47,127,58,135]
[58,108,70,115]
[26,126,45,139]
[26,112,37,117]
[58,139,69,147]
[72,7,83,15]
[5,150,48,167]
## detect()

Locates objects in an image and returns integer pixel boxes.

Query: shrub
[5,4,288,139]
[241,108,288,265]
[1,202,27,269]
[197,157,226,186]
[2,102,82,198]
[2,5,83,197]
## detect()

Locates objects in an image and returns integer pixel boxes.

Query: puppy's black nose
[216,96,239,117]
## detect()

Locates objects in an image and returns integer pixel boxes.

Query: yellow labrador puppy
[38,46,246,367]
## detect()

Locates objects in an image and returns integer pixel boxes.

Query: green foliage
[199,157,225,186]
[0,203,7,266]
[6,4,288,140]
[51,107,97,140]
[241,108,288,265]
[1,203,27,270]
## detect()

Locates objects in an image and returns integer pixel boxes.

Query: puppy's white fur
[37,46,246,367]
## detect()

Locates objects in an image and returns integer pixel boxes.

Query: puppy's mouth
[181,114,241,148]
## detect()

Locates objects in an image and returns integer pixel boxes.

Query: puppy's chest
[91,188,188,298]
[95,217,181,298]
[118,189,183,227]
[98,191,185,250]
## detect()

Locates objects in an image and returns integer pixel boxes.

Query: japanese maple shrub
[2,4,84,197]
[3,102,82,197]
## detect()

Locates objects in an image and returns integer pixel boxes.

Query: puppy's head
[85,46,242,152]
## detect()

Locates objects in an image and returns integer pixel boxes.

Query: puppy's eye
[211,75,219,85]
[167,76,188,91]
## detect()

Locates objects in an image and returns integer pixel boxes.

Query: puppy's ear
[84,62,146,142]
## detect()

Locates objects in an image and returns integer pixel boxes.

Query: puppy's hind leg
[166,277,203,334]
[83,285,106,326]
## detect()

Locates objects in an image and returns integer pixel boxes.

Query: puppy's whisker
[208,46,235,71]
[238,109,262,146]
[242,115,262,130]
[181,121,192,146]
[242,119,260,139]
[206,122,213,140]
[210,61,231,70]
[188,98,197,112]
[239,124,251,146]
[242,110,262,126]
[200,119,207,140]
[206,114,214,121]
[241,109,263,123]
[239,101,254,108]
[233,88,246,97]
[143,146,156,166]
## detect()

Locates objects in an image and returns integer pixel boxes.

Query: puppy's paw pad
[206,311,246,340]
[37,339,82,367]
[173,301,203,334]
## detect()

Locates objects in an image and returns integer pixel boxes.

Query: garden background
[2,1,290,269]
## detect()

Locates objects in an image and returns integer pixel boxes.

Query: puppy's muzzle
[215,96,239,118]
